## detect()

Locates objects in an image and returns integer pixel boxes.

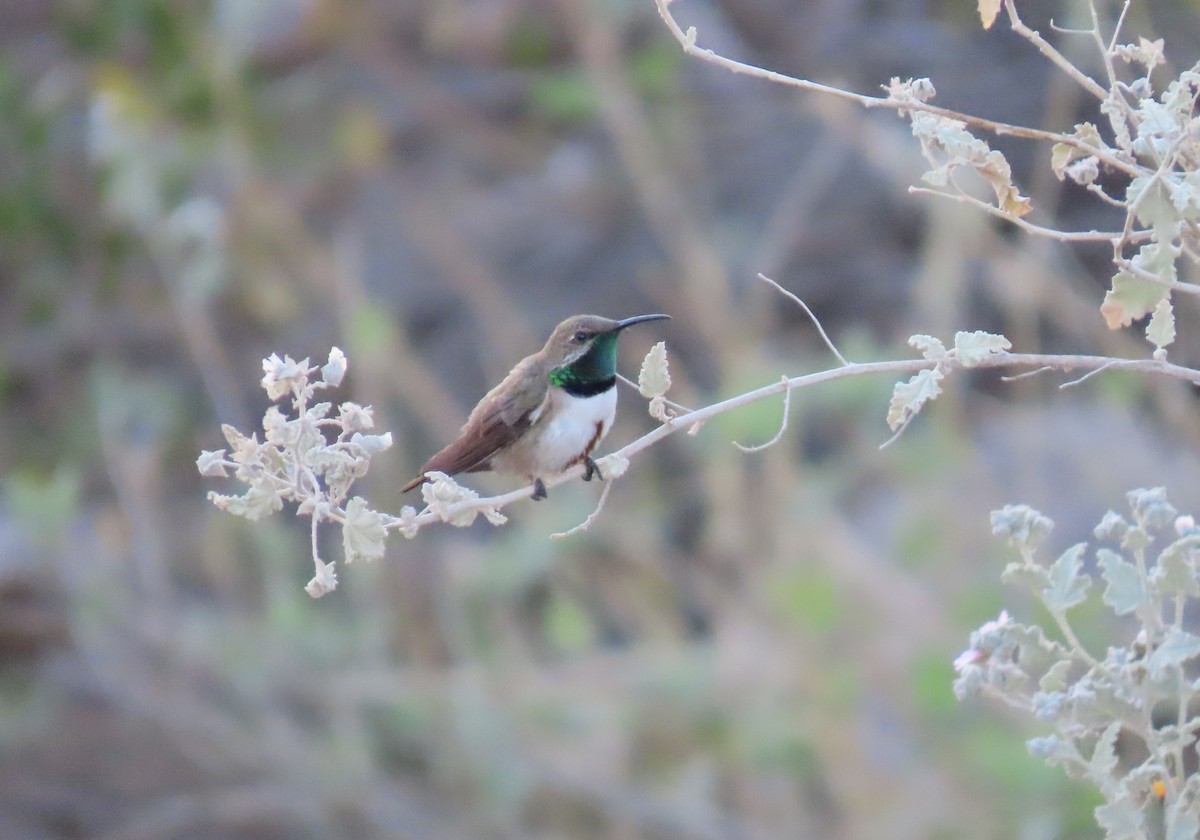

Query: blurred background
[5,0,1200,837]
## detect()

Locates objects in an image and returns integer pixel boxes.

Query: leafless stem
[1001,366,1054,382]
[1059,361,1117,389]
[732,377,792,453]
[1108,1,1133,53]
[908,186,1138,242]
[1086,181,1128,208]
[757,273,850,365]
[1004,0,1110,101]
[878,413,917,451]
[550,479,616,539]
[1088,0,1122,96]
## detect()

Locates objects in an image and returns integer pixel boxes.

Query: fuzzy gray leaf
[1043,543,1091,612]
[886,368,944,431]
[1153,536,1200,598]
[953,330,1011,366]
[1001,561,1050,594]
[1097,548,1150,616]
[1094,797,1145,839]
[1167,803,1200,840]
[1089,721,1122,781]
[1148,630,1200,680]
[342,496,387,563]
[1039,659,1073,693]
[637,341,671,399]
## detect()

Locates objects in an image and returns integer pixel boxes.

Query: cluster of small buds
[957,488,1200,837]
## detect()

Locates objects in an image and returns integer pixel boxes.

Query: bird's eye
[573,331,589,342]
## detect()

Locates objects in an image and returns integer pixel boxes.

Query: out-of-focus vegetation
[5,0,1200,837]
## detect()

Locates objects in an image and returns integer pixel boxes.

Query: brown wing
[401,358,547,492]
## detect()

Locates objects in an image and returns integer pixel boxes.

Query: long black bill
[614,313,671,331]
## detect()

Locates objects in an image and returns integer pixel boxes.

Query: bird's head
[543,313,670,386]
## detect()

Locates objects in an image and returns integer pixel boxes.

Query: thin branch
[1086,181,1128,208]
[878,413,917,451]
[1001,366,1054,382]
[732,377,792,453]
[1004,0,1110,101]
[1048,20,1094,36]
[1059,361,1117,389]
[907,186,1139,243]
[1088,1,1123,98]
[757,273,850,365]
[652,0,1142,178]
[550,479,616,539]
[1107,1,1133,54]
[1114,256,1200,298]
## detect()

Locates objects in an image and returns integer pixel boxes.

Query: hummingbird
[401,313,671,501]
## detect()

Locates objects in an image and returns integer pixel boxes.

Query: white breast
[492,387,617,479]
[535,388,617,473]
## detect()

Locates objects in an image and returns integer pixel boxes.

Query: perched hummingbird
[401,313,670,500]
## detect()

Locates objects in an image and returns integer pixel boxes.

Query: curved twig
[757,273,850,366]
[732,377,792,453]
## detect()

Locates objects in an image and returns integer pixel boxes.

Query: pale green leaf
[1147,297,1176,352]
[637,341,671,399]
[1094,797,1145,839]
[1043,543,1091,612]
[908,334,947,361]
[1001,561,1050,594]
[1097,548,1149,616]
[1089,721,1123,780]
[1148,630,1200,680]
[1167,804,1200,840]
[1153,536,1200,597]
[207,484,283,521]
[1113,37,1165,69]
[1101,262,1170,331]
[305,559,338,598]
[1039,659,1073,692]
[886,368,944,431]
[421,472,481,527]
[1009,622,1067,676]
[1064,156,1099,186]
[978,149,1031,217]
[350,431,393,456]
[1051,123,1103,180]
[321,346,347,387]
[342,496,386,563]
[196,449,229,477]
[1129,178,1183,242]
[954,330,1011,366]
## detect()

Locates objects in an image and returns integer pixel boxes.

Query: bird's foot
[532,478,548,501]
[582,455,604,483]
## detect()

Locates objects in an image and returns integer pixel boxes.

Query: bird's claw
[582,456,604,483]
